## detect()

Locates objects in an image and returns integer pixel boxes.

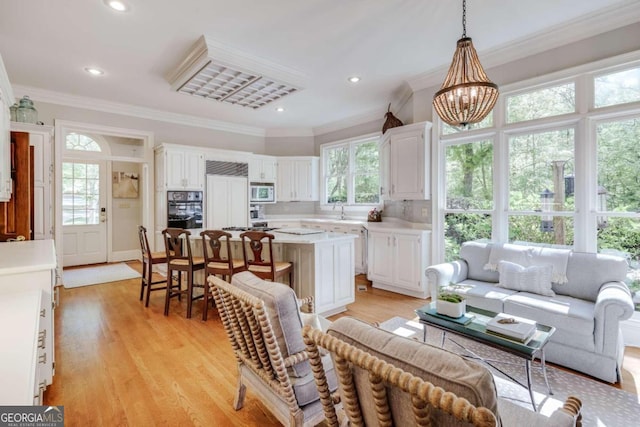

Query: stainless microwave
[250,183,275,203]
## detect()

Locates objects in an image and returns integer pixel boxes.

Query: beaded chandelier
[433,0,498,128]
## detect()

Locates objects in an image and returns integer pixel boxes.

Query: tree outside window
[323,139,379,205]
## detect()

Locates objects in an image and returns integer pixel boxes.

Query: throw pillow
[497,260,555,296]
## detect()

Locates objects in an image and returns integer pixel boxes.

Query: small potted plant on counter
[436,292,466,318]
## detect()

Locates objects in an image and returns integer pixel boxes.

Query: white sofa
[425,241,635,383]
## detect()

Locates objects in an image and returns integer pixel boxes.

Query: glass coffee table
[415,303,555,411]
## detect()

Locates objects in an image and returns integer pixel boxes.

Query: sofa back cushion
[559,251,627,301]
[328,317,499,426]
[460,241,499,283]
[231,271,310,377]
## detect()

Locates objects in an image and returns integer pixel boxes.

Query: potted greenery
[436,292,466,318]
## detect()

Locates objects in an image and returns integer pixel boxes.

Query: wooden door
[0,132,31,241]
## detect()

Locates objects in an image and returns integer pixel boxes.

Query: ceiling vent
[168,36,306,110]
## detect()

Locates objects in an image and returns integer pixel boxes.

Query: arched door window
[65,132,102,152]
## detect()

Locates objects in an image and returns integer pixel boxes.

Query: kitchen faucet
[333,201,346,220]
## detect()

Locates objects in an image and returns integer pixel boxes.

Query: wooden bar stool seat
[240,231,293,287]
[200,230,246,321]
[138,225,169,307]
[162,228,206,319]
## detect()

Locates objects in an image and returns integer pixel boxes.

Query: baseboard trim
[111,250,140,263]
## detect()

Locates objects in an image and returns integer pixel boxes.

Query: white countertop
[186,228,357,244]
[0,239,57,276]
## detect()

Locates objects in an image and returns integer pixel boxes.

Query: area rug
[63,263,141,288]
[380,317,640,427]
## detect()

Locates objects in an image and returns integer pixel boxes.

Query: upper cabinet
[249,155,277,183]
[380,122,432,200]
[155,144,204,191]
[277,157,319,202]
[0,54,14,203]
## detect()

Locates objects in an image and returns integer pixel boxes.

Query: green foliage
[438,292,465,303]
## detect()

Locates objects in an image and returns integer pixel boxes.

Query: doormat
[63,263,141,288]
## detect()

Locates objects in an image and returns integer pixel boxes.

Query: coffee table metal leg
[541,348,553,395]
[441,330,446,348]
[526,359,536,411]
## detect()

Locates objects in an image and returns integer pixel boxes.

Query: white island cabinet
[196,229,356,316]
[0,239,57,402]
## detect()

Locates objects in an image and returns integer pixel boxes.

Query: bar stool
[240,231,293,287]
[162,228,206,319]
[200,230,246,321]
[138,225,169,307]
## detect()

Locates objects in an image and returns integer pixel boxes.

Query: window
[62,162,100,225]
[594,66,640,108]
[438,55,640,311]
[444,139,493,260]
[506,83,575,123]
[65,133,102,152]
[322,138,379,205]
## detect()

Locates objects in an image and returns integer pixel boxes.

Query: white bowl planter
[436,299,466,318]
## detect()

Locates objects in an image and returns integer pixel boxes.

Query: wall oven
[167,191,203,229]
[250,182,275,203]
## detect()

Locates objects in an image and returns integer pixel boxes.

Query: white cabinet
[206,175,248,229]
[277,157,319,201]
[0,55,13,203]
[0,240,57,397]
[380,122,431,200]
[155,144,204,191]
[286,237,355,316]
[0,290,48,405]
[249,155,277,183]
[306,222,366,275]
[10,123,54,240]
[367,228,431,298]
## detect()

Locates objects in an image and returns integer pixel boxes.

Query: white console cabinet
[367,227,431,298]
[0,240,57,403]
[380,122,431,200]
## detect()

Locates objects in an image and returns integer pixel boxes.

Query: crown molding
[312,108,383,136]
[11,84,267,137]
[408,1,640,92]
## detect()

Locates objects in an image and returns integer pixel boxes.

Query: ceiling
[1,0,639,136]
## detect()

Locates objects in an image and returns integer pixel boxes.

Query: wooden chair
[240,231,293,287]
[137,225,169,307]
[208,272,336,427]
[301,317,583,427]
[199,229,245,321]
[162,228,206,319]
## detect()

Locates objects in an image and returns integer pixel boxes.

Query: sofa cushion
[328,317,500,426]
[504,292,595,352]
[449,279,516,313]
[460,241,500,283]
[231,271,310,377]
[497,261,555,297]
[558,251,628,301]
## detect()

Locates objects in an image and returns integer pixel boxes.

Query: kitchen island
[186,228,356,316]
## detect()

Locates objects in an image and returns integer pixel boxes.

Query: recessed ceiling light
[276,107,285,112]
[348,76,361,83]
[104,0,130,12]
[84,67,105,76]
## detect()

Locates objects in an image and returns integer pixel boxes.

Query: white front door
[62,161,107,266]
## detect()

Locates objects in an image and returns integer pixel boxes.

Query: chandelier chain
[462,0,467,38]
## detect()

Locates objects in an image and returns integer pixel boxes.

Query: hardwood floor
[45,264,640,425]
